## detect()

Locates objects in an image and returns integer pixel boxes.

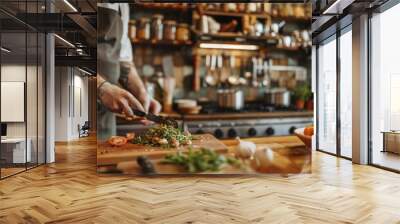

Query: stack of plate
[175,99,202,114]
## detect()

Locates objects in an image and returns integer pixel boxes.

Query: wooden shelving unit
[129,3,311,92]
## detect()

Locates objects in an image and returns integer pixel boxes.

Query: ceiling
[312,0,390,43]
[0,0,97,73]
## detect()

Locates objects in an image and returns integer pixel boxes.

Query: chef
[97,3,161,140]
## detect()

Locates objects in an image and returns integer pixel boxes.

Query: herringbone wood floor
[1,136,400,224]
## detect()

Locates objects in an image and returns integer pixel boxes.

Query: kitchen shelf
[194,31,280,44]
[200,10,310,23]
[132,3,193,12]
[200,10,270,19]
[132,39,193,47]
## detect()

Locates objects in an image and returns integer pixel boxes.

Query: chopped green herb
[132,125,192,148]
[162,148,242,173]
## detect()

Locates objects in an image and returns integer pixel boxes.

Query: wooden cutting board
[97,134,228,166]
[97,134,311,175]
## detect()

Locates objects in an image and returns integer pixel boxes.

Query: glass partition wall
[0,1,46,179]
[316,26,352,159]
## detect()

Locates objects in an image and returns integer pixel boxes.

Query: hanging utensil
[262,59,271,87]
[251,57,259,87]
[217,54,224,86]
[205,55,217,86]
[228,55,240,86]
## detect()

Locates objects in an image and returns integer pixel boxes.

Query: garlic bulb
[158,138,168,145]
[235,137,256,159]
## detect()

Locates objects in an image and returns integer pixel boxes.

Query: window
[317,36,337,154]
[339,28,352,158]
[370,3,400,171]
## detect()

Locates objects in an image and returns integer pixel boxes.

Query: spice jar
[163,20,177,41]
[247,3,257,12]
[237,3,246,12]
[223,3,237,12]
[151,14,163,41]
[128,20,137,41]
[176,23,190,41]
[137,18,151,40]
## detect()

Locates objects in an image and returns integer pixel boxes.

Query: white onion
[252,147,292,172]
[235,137,256,159]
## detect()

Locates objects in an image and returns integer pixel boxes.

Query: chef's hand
[137,93,162,115]
[149,98,162,114]
[98,81,144,119]
[135,97,162,125]
[120,62,162,114]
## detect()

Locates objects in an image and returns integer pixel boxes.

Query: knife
[131,108,178,128]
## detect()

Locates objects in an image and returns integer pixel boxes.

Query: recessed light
[78,67,93,76]
[1,47,11,53]
[63,0,78,12]
[54,34,75,48]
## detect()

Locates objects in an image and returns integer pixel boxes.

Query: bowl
[175,99,197,108]
[178,106,202,115]
[294,127,313,150]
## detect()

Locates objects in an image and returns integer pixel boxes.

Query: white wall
[1,64,46,164]
[54,67,89,141]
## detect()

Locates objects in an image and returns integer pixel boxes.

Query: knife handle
[131,109,146,117]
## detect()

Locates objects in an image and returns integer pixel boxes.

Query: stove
[198,101,298,114]
[185,117,313,139]
[175,101,312,139]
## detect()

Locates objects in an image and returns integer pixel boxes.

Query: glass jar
[163,20,177,41]
[176,23,190,42]
[128,20,137,41]
[151,14,163,41]
[237,3,246,12]
[137,18,151,40]
[223,3,237,12]
[247,3,257,12]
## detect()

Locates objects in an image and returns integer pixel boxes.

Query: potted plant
[306,95,314,111]
[293,84,311,110]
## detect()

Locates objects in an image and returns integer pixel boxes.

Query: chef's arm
[119,62,161,114]
[97,73,145,118]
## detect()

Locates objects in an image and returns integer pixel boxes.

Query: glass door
[1,31,28,178]
[0,0,47,179]
[317,35,337,154]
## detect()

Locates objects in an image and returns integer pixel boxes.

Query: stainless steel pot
[217,89,244,110]
[265,88,291,107]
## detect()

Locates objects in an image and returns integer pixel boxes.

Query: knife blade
[131,109,178,128]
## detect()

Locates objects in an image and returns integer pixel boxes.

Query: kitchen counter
[117,111,313,138]
[221,135,304,147]
[162,111,314,121]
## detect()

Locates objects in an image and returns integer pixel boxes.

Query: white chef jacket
[97,3,133,63]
